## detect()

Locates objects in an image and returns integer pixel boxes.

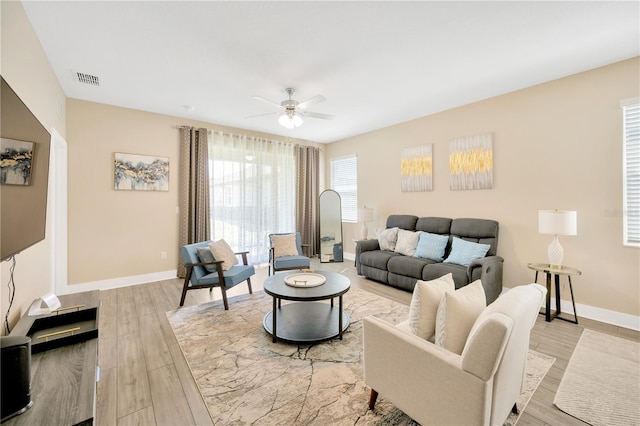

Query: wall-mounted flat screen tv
[1,76,51,262]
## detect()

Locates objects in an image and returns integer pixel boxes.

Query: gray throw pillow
[196,247,218,273]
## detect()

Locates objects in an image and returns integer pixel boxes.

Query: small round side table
[527,263,582,324]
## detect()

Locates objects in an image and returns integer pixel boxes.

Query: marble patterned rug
[166,287,554,425]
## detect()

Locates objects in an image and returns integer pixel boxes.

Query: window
[331,155,357,222]
[208,132,296,263]
[623,99,640,247]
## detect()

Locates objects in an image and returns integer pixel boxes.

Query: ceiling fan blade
[299,111,334,120]
[245,112,278,118]
[252,96,282,109]
[297,95,326,109]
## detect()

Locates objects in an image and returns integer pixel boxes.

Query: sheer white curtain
[208,131,296,264]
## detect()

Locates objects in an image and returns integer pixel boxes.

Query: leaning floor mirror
[319,189,343,263]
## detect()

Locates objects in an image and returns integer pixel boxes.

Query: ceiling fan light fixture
[278,113,303,129]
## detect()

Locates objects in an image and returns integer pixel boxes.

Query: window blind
[623,100,640,247]
[331,155,358,222]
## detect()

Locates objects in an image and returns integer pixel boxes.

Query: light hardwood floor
[96,259,639,425]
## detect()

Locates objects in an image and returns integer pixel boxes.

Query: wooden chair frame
[180,251,253,310]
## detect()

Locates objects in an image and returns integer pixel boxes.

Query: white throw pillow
[435,279,486,354]
[408,273,455,340]
[395,229,421,256]
[377,227,399,251]
[270,233,299,258]
[208,239,239,271]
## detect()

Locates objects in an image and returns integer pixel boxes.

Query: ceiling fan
[249,88,334,129]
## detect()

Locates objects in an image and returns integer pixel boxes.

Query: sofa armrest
[363,316,490,426]
[467,256,504,304]
[355,239,380,274]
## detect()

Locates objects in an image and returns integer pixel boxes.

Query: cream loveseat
[363,283,546,426]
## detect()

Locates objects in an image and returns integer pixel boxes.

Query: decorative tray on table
[285,272,326,288]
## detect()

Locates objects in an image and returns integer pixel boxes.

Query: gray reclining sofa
[355,215,504,304]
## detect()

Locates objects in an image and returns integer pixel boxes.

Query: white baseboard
[503,286,640,331]
[61,266,639,332]
[58,270,178,295]
[552,297,640,331]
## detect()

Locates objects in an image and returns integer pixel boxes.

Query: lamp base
[360,222,369,240]
[547,235,564,269]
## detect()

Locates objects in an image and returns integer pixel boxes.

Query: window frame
[330,155,358,223]
[622,98,640,247]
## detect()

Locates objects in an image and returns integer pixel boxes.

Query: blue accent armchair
[269,232,310,275]
[179,241,255,309]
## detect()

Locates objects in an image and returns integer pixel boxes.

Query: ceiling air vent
[75,72,100,86]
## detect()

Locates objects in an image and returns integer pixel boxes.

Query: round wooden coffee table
[262,270,350,343]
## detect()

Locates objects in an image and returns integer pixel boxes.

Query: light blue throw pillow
[443,237,490,267]
[414,232,449,262]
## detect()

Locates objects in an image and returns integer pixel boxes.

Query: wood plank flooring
[95,260,639,425]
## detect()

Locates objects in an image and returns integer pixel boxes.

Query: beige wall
[326,58,640,318]
[66,100,311,285]
[1,1,67,331]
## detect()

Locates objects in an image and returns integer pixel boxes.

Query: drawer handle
[37,327,81,341]
[52,304,85,314]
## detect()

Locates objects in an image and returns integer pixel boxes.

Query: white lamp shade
[357,208,374,223]
[538,210,577,236]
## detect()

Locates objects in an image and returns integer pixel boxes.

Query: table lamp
[358,207,374,240]
[538,209,577,269]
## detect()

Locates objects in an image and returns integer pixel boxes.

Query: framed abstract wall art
[114,152,169,191]
[449,133,493,190]
[401,144,433,192]
[0,138,34,185]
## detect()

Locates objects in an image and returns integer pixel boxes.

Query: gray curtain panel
[178,127,210,277]
[295,145,320,257]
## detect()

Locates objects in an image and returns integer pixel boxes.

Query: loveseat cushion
[415,217,452,234]
[422,262,468,289]
[361,265,390,284]
[388,255,434,279]
[386,214,419,230]
[360,250,402,270]
[450,218,499,256]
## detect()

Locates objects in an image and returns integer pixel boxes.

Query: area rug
[167,288,554,425]
[554,329,640,426]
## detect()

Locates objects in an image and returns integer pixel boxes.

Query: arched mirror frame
[319,189,344,263]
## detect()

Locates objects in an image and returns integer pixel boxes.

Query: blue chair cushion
[273,255,310,271]
[194,264,256,288]
[181,241,254,288]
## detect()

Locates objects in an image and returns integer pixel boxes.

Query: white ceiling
[21,1,640,143]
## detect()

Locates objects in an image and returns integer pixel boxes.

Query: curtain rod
[175,125,321,149]
[176,125,211,134]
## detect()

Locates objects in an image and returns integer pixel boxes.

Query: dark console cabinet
[6,291,99,426]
